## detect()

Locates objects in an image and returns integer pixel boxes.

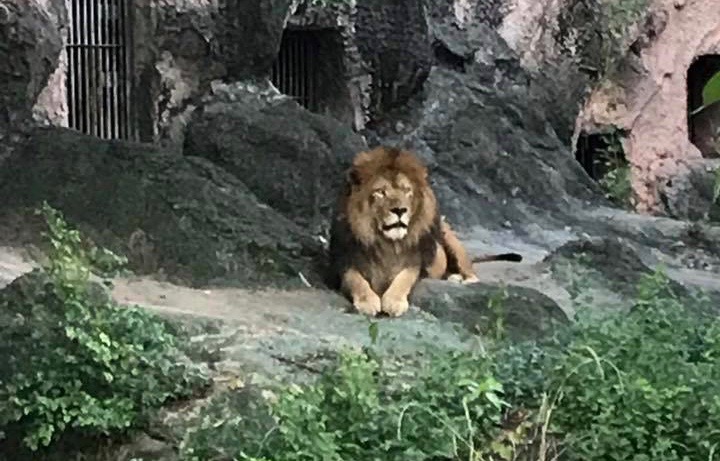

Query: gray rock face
[0,0,66,128]
[217,0,294,80]
[355,0,433,119]
[0,127,323,288]
[183,83,368,230]
[410,279,568,341]
[659,159,720,223]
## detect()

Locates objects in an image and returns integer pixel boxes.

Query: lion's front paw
[353,292,382,316]
[447,273,464,284]
[381,293,410,317]
[462,275,480,284]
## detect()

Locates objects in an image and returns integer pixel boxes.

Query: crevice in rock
[432,40,468,73]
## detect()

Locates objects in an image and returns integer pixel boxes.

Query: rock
[410,279,568,341]
[0,127,322,288]
[543,236,654,298]
[183,82,368,230]
[541,236,718,314]
[355,0,433,119]
[659,159,720,223]
[386,63,602,231]
[0,0,66,129]
[217,0,294,80]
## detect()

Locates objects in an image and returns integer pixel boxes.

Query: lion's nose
[390,207,407,217]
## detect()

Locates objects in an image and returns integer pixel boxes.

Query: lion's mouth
[382,222,407,231]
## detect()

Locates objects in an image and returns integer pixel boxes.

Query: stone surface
[659,158,720,222]
[575,0,720,214]
[0,127,323,288]
[183,81,368,231]
[371,64,602,230]
[354,0,433,120]
[410,279,569,341]
[0,0,66,130]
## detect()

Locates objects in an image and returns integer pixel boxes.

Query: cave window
[574,132,626,180]
[66,0,134,140]
[271,27,346,115]
[687,55,720,158]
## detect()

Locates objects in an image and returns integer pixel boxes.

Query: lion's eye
[372,189,386,199]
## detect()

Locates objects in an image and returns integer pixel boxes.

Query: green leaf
[703,71,720,109]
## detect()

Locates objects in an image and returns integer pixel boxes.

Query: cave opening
[271,27,348,117]
[687,54,720,158]
[66,0,134,140]
[575,132,623,180]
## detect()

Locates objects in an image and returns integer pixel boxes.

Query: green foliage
[702,71,720,109]
[181,269,720,461]
[0,203,208,451]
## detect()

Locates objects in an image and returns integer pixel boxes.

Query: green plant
[0,203,208,451]
[181,268,720,461]
[181,346,510,461]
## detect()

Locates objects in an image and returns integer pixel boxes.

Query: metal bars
[66,0,132,140]
[271,30,319,112]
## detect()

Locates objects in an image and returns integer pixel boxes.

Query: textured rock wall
[0,0,66,129]
[577,0,720,214]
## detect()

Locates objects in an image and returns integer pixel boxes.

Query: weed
[0,203,208,451]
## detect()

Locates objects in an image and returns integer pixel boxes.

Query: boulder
[386,64,602,230]
[217,0,294,80]
[410,279,568,341]
[0,0,66,129]
[183,82,368,230]
[0,127,323,288]
[355,0,433,119]
[659,159,720,223]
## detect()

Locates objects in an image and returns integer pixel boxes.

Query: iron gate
[271,29,320,112]
[66,0,133,140]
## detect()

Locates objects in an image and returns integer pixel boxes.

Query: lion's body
[327,146,507,317]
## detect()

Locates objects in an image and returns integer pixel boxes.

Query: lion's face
[343,147,438,247]
[367,173,415,241]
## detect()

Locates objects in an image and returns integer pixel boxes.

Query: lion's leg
[342,268,382,316]
[441,220,479,284]
[426,242,448,279]
[381,267,420,317]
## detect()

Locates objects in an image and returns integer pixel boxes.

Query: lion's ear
[346,168,361,187]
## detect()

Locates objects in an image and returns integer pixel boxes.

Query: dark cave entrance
[66,0,134,140]
[575,130,632,206]
[575,132,623,180]
[687,55,720,158]
[271,27,349,118]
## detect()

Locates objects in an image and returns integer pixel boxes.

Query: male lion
[327,146,521,317]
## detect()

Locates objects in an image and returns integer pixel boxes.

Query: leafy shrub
[0,203,208,450]
[181,269,720,461]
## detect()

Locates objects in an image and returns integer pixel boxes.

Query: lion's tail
[471,253,523,263]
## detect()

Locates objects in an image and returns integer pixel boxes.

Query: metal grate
[271,29,320,112]
[66,0,133,140]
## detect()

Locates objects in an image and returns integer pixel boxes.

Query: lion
[327,146,522,318]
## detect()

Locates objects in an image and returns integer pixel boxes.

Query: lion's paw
[447,274,464,284]
[462,275,480,284]
[353,293,382,316]
[381,294,410,317]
